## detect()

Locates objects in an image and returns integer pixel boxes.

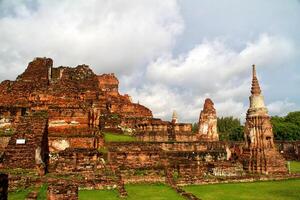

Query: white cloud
[267,100,296,116]
[0,1,298,123]
[125,34,296,122]
[146,34,294,91]
[0,0,183,80]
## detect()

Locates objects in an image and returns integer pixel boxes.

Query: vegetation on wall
[191,123,198,133]
[103,132,136,142]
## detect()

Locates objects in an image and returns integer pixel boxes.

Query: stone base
[242,148,287,174]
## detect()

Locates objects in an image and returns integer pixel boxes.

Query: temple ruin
[241,65,287,174]
[197,98,219,141]
[0,58,297,199]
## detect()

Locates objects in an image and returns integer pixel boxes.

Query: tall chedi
[242,65,287,174]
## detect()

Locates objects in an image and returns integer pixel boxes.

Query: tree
[271,111,300,141]
[191,123,198,133]
[217,117,244,141]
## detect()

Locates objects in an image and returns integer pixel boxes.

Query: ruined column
[197,98,219,141]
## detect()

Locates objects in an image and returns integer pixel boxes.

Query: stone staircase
[3,115,48,169]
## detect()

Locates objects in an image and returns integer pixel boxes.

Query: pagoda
[242,65,287,174]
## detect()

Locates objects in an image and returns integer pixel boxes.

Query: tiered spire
[172,110,178,119]
[251,64,261,95]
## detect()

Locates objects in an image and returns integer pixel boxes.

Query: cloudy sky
[0,0,299,122]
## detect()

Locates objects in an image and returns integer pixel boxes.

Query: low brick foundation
[47,183,78,200]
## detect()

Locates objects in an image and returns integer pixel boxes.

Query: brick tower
[242,65,287,174]
[197,98,219,141]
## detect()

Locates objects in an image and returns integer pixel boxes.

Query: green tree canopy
[271,111,300,141]
[217,117,244,141]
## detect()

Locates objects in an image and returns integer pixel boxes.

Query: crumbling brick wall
[275,141,300,161]
[47,183,78,200]
[52,148,105,173]
[3,115,48,170]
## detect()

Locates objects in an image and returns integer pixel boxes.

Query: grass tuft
[104,132,136,142]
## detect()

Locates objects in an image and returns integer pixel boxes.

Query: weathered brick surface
[0,58,153,138]
[275,141,300,160]
[0,137,10,151]
[47,183,78,200]
[2,115,48,170]
[108,142,244,184]
[135,118,195,142]
[48,136,103,153]
[51,148,105,173]
[242,65,287,174]
[197,98,219,141]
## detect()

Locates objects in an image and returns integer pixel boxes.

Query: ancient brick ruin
[197,98,219,141]
[241,65,287,174]
[0,58,296,199]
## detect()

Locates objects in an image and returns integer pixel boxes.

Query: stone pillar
[197,98,219,141]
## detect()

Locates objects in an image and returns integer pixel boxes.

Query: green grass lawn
[183,179,300,200]
[289,161,300,173]
[37,184,48,200]
[104,132,136,142]
[8,188,31,200]
[79,189,120,200]
[79,184,184,200]
[8,184,47,200]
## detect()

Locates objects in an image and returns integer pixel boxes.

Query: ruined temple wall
[50,148,105,173]
[2,116,48,170]
[17,57,52,84]
[48,136,104,153]
[275,141,300,161]
[136,124,168,132]
[107,142,244,185]
[48,108,91,130]
[173,123,192,132]
[0,107,30,127]
[176,162,244,185]
[97,73,119,96]
[136,131,169,142]
[174,133,197,142]
[107,142,231,167]
[108,143,165,169]
[121,169,166,184]
[159,141,227,152]
[47,183,78,200]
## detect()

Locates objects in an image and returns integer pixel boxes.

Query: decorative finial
[252,64,256,78]
[251,64,261,95]
[172,110,178,123]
